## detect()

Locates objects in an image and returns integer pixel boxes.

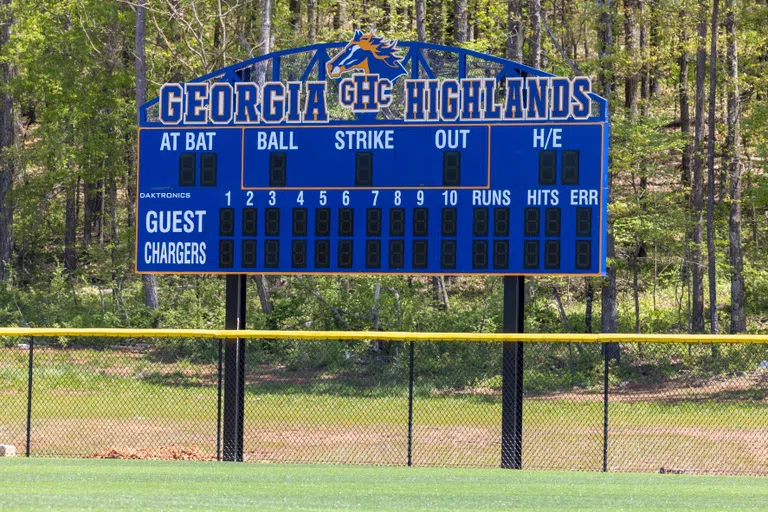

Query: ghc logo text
[327,31,407,114]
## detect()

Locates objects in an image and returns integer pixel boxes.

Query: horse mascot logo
[327,30,407,82]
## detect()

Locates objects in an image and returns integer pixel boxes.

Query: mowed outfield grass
[2,458,768,511]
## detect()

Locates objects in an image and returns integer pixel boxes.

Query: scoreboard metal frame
[136,40,609,277]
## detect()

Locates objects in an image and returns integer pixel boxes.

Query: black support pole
[603,343,609,472]
[25,337,33,458]
[216,338,223,461]
[223,274,247,462]
[501,276,524,469]
[407,340,414,467]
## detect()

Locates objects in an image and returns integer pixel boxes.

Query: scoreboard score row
[137,123,607,275]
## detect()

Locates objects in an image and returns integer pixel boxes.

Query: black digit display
[219,208,234,237]
[524,240,539,269]
[539,150,557,185]
[524,207,540,236]
[473,240,488,269]
[443,151,461,186]
[200,153,217,186]
[242,239,257,268]
[562,150,580,185]
[441,240,456,269]
[292,240,307,268]
[179,153,196,186]
[365,240,381,269]
[389,240,404,269]
[545,207,561,237]
[576,240,591,269]
[315,240,330,268]
[219,239,234,268]
[366,208,382,236]
[356,152,373,186]
[576,207,592,237]
[339,208,354,236]
[473,208,489,236]
[292,208,307,236]
[269,152,287,186]
[242,208,257,236]
[442,208,457,237]
[315,208,331,236]
[544,240,560,269]
[265,208,280,236]
[338,240,353,268]
[494,208,510,237]
[493,240,509,269]
[413,208,429,236]
[413,240,428,269]
[390,208,405,236]
[265,239,279,268]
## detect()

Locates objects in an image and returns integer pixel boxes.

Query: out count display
[137,122,608,275]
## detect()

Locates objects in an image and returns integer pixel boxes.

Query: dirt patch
[91,446,215,461]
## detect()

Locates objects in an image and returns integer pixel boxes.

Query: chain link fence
[1,334,767,474]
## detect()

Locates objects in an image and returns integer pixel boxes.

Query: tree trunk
[598,0,619,360]
[649,0,661,96]
[691,0,707,333]
[416,0,426,42]
[529,0,542,68]
[597,0,614,99]
[678,23,692,324]
[428,0,444,44]
[307,0,316,44]
[585,280,594,333]
[506,0,523,62]
[64,181,77,274]
[679,27,691,188]
[0,0,15,282]
[640,0,649,114]
[431,276,449,310]
[624,0,639,119]
[262,0,272,55]
[725,0,745,333]
[706,0,719,334]
[135,0,159,310]
[454,0,468,44]
[290,0,301,35]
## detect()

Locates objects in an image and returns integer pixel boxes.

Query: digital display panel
[200,153,217,186]
[138,100,607,276]
[179,153,196,186]
[242,208,257,236]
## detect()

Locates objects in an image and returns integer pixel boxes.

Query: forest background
[0,0,767,367]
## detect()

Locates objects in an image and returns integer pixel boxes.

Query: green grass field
[1,458,767,511]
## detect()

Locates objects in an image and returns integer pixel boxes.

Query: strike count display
[137,123,607,275]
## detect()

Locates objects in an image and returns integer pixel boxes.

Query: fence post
[216,338,223,461]
[223,274,247,462]
[25,337,33,457]
[407,340,414,467]
[501,276,524,469]
[602,343,609,472]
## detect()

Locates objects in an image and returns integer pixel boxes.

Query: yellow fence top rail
[1,327,768,344]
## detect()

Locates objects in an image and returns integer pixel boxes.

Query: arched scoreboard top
[136,35,609,276]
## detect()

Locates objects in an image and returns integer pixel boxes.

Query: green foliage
[1,0,767,396]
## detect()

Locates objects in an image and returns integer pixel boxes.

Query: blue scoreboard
[136,37,609,276]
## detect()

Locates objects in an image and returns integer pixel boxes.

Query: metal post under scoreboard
[223,274,246,462]
[501,276,524,469]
